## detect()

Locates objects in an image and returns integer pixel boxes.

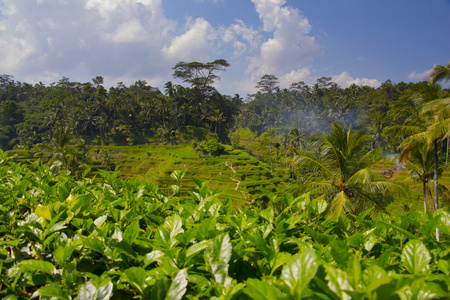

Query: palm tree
[385,82,449,241]
[33,125,90,178]
[288,128,306,154]
[429,62,450,85]
[294,122,400,217]
[399,143,435,214]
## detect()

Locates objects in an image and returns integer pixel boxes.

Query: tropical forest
[1,61,450,299]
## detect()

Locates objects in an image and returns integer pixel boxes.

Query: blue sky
[0,0,449,97]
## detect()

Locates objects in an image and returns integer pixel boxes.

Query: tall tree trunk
[434,139,440,241]
[422,181,427,214]
[446,138,449,166]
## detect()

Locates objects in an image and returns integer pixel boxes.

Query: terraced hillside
[8,144,291,207]
[7,145,450,212]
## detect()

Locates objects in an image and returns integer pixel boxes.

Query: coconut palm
[288,128,306,154]
[294,122,400,217]
[399,143,435,213]
[33,125,90,178]
[429,62,450,85]
[385,83,449,241]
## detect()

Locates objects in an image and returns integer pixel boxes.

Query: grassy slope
[91,144,291,207]
[6,144,289,208]
[8,144,449,213]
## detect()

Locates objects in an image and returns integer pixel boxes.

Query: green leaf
[304,226,335,245]
[17,260,55,275]
[437,260,449,275]
[166,269,188,300]
[378,220,416,240]
[78,278,113,300]
[53,244,78,267]
[281,249,318,297]
[308,198,328,214]
[163,214,184,238]
[31,284,68,299]
[337,215,350,232]
[325,265,352,300]
[397,279,446,300]
[122,267,147,293]
[245,278,287,300]
[144,250,165,266]
[185,240,210,259]
[362,264,391,293]
[329,240,351,266]
[205,233,232,264]
[80,236,105,254]
[94,215,108,227]
[401,240,431,274]
[35,206,52,221]
[123,219,140,245]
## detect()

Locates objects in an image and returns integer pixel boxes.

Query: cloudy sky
[1,0,449,96]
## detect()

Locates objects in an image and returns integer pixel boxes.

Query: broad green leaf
[437,260,449,275]
[144,250,165,266]
[401,240,431,274]
[18,260,55,275]
[260,207,275,224]
[329,240,351,266]
[308,198,328,214]
[346,255,362,290]
[245,278,287,300]
[122,267,147,293]
[185,240,210,258]
[281,249,318,297]
[166,268,188,300]
[379,220,416,240]
[123,219,140,245]
[66,194,91,216]
[35,206,52,221]
[337,215,350,232]
[53,244,78,267]
[205,233,232,264]
[270,252,292,275]
[163,214,184,238]
[78,278,113,300]
[363,264,391,293]
[397,279,446,300]
[31,284,68,299]
[304,226,334,245]
[211,262,232,287]
[80,236,105,254]
[94,215,108,227]
[325,265,352,300]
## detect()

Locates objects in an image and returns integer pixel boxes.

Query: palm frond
[293,155,334,178]
[427,117,450,142]
[327,191,352,218]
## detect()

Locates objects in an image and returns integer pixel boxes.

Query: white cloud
[0,0,382,96]
[105,20,148,43]
[0,0,177,86]
[280,68,313,87]
[162,18,215,61]
[221,20,260,57]
[332,71,381,88]
[247,0,322,79]
[408,65,435,82]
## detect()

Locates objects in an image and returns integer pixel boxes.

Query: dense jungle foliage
[0,65,446,152]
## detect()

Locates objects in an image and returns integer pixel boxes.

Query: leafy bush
[0,149,449,299]
[194,138,225,156]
